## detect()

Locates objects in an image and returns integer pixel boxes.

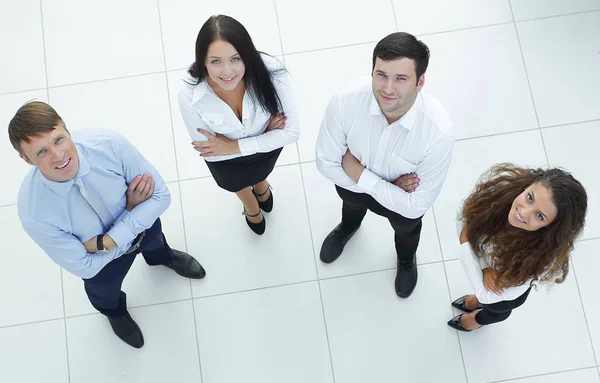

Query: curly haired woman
[448,163,587,331]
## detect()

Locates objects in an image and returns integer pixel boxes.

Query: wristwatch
[96,235,109,255]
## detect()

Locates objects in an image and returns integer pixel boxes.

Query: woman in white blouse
[178,15,299,235]
[448,163,587,331]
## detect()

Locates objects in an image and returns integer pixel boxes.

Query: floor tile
[0,320,69,383]
[505,368,600,383]
[572,239,600,361]
[516,12,600,127]
[167,69,299,181]
[66,300,202,383]
[422,24,538,140]
[49,73,178,182]
[392,0,513,35]
[0,206,63,327]
[180,165,317,297]
[434,131,548,261]
[42,0,164,86]
[320,264,465,383]
[445,259,596,382]
[0,90,48,206]
[158,0,282,71]
[542,121,600,240]
[0,0,46,93]
[276,0,396,53]
[302,162,441,279]
[62,182,191,317]
[511,0,600,21]
[285,43,375,163]
[194,282,333,383]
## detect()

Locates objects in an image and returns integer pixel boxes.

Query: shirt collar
[39,145,90,197]
[369,92,422,131]
[191,80,214,104]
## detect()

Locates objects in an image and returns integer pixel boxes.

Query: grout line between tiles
[58,269,72,383]
[0,87,48,98]
[541,118,600,130]
[0,316,65,330]
[296,163,338,383]
[390,0,399,31]
[455,128,540,142]
[513,8,600,24]
[488,366,600,383]
[155,1,205,381]
[273,1,337,379]
[571,259,600,368]
[432,207,470,383]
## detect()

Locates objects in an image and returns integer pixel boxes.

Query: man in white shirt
[316,32,455,298]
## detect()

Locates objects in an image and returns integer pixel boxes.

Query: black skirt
[205,147,283,192]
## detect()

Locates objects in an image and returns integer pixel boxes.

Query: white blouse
[178,54,300,162]
[456,219,532,304]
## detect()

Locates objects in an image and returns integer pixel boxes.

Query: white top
[456,219,532,304]
[315,76,455,219]
[178,54,300,162]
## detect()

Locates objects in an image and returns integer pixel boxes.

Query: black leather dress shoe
[319,223,360,264]
[395,255,417,298]
[253,184,273,212]
[165,249,206,279]
[108,311,144,348]
[447,313,476,332]
[451,295,477,313]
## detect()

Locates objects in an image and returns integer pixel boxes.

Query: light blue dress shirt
[18,128,171,279]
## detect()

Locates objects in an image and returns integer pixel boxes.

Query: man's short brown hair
[8,101,65,154]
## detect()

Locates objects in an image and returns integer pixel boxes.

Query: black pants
[335,186,423,262]
[82,218,174,317]
[475,287,532,325]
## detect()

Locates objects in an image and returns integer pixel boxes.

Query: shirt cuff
[356,168,380,193]
[237,136,259,156]
[107,210,136,248]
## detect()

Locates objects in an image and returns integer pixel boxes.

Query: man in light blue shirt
[9,101,206,349]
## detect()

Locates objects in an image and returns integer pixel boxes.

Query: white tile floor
[0,1,599,382]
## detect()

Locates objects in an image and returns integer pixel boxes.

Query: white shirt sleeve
[356,129,454,218]
[178,92,215,142]
[315,93,364,192]
[237,72,300,156]
[459,242,531,304]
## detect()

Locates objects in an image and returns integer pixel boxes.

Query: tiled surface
[2,2,599,383]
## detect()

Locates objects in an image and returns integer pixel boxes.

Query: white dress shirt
[178,54,300,162]
[315,76,455,219]
[456,219,532,304]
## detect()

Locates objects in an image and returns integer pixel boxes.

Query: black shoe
[243,208,266,235]
[447,313,476,332]
[319,223,360,264]
[451,295,477,313]
[253,184,273,212]
[108,311,144,348]
[165,249,206,279]
[395,255,417,298]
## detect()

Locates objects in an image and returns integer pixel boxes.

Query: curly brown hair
[460,163,587,288]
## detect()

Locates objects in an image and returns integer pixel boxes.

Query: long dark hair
[461,163,587,288]
[187,15,283,116]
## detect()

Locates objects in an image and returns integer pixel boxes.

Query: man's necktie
[73,178,113,231]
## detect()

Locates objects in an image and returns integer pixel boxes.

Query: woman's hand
[192,129,240,157]
[483,268,504,295]
[266,113,286,131]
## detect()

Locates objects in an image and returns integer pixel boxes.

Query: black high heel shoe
[451,295,477,313]
[243,208,266,235]
[253,184,273,212]
[447,314,474,332]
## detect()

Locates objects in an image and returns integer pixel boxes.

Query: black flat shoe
[447,314,477,332]
[108,311,144,348]
[395,254,417,298]
[253,184,273,212]
[165,249,206,279]
[243,208,266,235]
[319,223,360,263]
[451,295,477,313]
